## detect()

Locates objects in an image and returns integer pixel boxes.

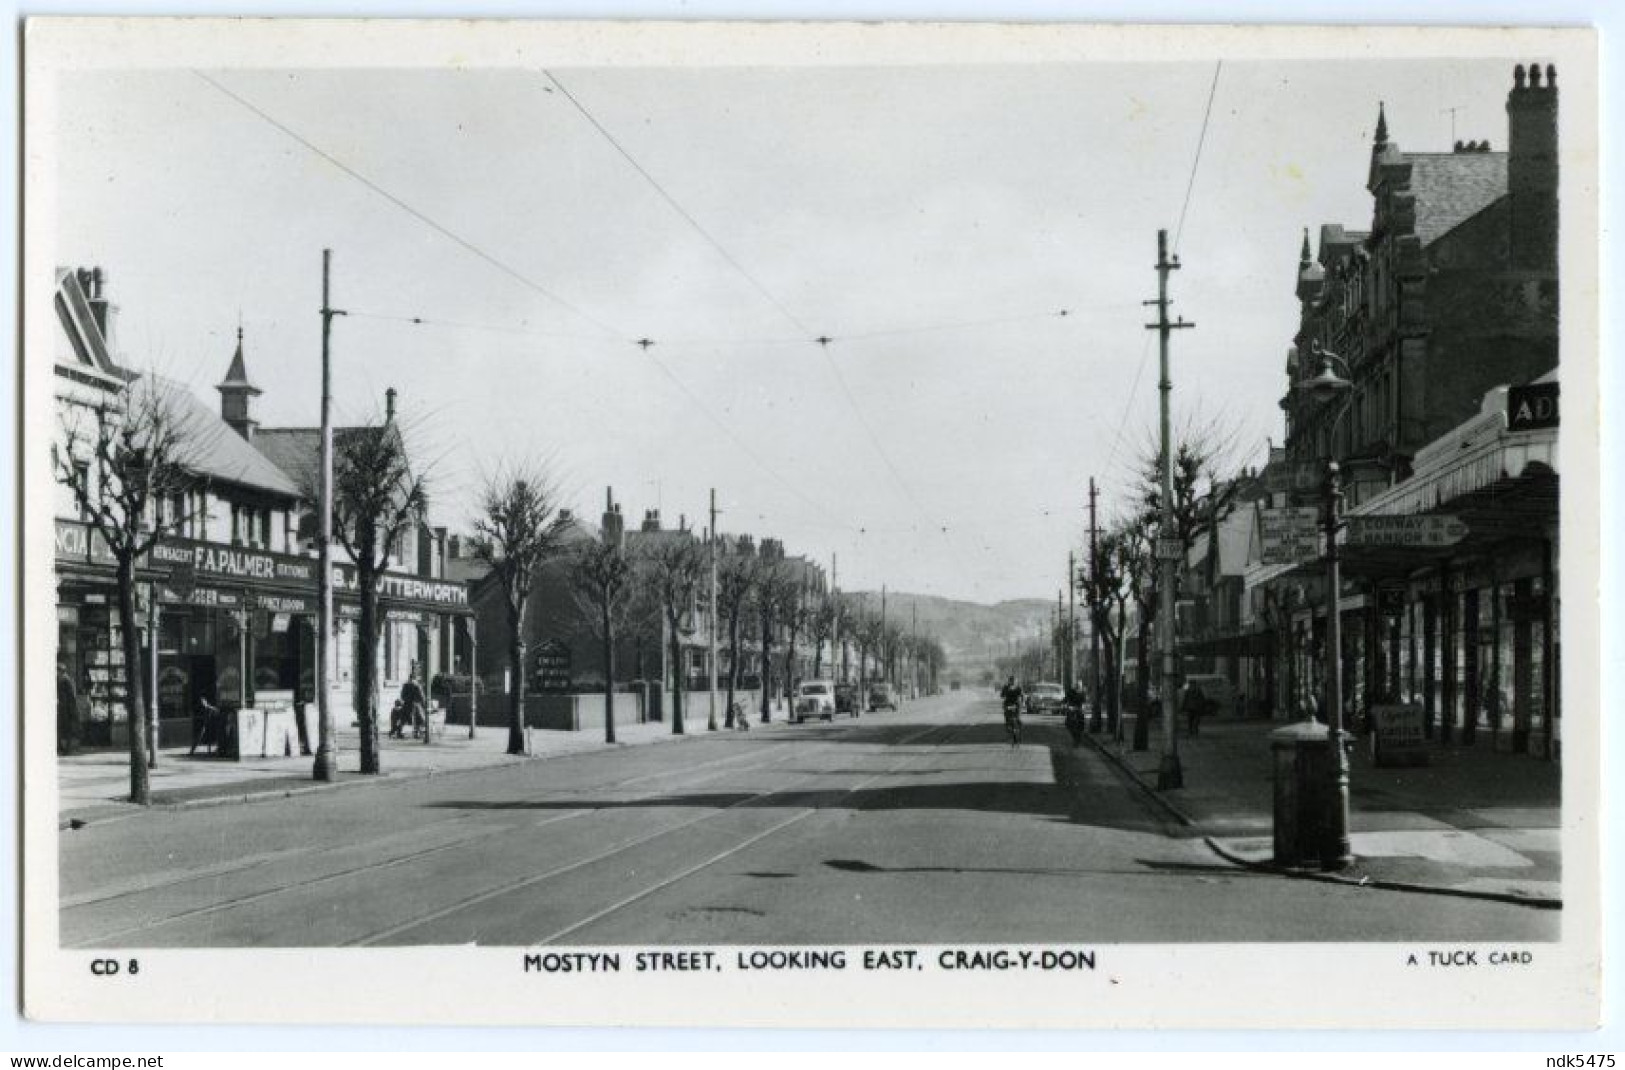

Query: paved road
[59,691,1557,947]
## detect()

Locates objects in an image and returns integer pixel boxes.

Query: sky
[53,55,1527,603]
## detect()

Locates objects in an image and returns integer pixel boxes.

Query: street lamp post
[1299,342,1354,870]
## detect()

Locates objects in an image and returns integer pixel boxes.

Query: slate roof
[149,377,302,499]
[1402,152,1509,246]
[253,425,396,498]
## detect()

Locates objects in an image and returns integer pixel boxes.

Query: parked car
[793,679,839,723]
[868,683,899,711]
[1027,682,1066,714]
[834,683,859,716]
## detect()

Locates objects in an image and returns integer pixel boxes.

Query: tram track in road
[61,733,808,916]
[531,711,988,946]
[69,711,970,948]
[354,713,982,947]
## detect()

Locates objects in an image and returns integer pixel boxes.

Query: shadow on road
[425,722,1184,838]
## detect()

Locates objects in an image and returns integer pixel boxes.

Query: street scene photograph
[22,23,1597,1021]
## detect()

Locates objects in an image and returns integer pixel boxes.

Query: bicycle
[1003,700,1024,747]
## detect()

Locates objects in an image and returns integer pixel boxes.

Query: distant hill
[843,591,1056,684]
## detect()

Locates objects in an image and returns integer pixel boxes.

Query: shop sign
[1507,382,1558,432]
[1260,507,1320,565]
[333,563,469,609]
[1369,703,1429,767]
[532,639,572,692]
[54,519,116,566]
[156,584,243,609]
[1344,515,1468,548]
[1265,459,1327,496]
[150,537,317,585]
[1154,538,1184,562]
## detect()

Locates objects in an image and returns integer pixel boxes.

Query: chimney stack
[1507,62,1558,271]
[602,490,624,547]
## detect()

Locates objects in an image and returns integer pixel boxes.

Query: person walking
[56,661,82,756]
[400,665,429,742]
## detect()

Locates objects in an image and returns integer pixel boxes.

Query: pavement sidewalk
[57,711,770,824]
[1086,714,1561,907]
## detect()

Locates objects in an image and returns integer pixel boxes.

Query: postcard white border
[18,17,1603,1030]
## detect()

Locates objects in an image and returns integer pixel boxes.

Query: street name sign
[1260,507,1319,565]
[1155,538,1183,562]
[1344,515,1468,548]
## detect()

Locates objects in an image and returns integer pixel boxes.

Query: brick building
[1248,64,1561,758]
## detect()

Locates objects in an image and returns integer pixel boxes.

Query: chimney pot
[1514,63,1526,88]
[1528,63,1542,88]
[385,387,398,421]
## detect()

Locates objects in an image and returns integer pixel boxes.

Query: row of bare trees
[1080,426,1243,750]
[53,374,945,803]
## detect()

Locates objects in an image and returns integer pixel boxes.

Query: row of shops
[1185,378,1560,760]
[55,518,472,748]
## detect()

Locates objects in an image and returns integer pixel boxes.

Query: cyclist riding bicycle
[999,675,1025,745]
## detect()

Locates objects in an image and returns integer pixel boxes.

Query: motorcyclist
[1063,681,1088,747]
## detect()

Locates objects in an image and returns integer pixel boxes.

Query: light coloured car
[793,679,839,723]
[1027,682,1066,713]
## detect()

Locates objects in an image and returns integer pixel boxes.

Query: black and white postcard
[19,19,1601,1028]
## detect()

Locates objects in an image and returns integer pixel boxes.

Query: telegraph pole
[707,488,720,732]
[1146,228,1194,790]
[313,249,343,782]
[1088,477,1103,733]
[1066,550,1077,689]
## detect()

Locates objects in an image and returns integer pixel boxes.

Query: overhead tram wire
[195,71,847,533]
[1101,59,1223,491]
[193,71,623,343]
[542,68,952,542]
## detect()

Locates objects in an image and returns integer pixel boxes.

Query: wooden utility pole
[1088,476,1103,733]
[313,249,343,782]
[1146,228,1194,790]
[707,488,720,731]
[1066,550,1077,689]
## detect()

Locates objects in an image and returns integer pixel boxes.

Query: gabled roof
[254,423,404,498]
[1401,151,1509,246]
[54,267,128,383]
[150,377,302,499]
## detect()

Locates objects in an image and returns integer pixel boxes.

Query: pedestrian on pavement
[190,692,224,757]
[56,660,82,756]
[400,665,428,742]
[1181,680,1205,738]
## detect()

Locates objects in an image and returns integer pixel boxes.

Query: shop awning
[1179,629,1276,657]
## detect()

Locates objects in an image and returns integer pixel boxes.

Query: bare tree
[637,533,706,736]
[751,544,792,723]
[568,534,634,744]
[777,578,814,706]
[854,608,885,711]
[714,536,759,728]
[470,466,570,756]
[56,376,206,805]
[807,589,837,679]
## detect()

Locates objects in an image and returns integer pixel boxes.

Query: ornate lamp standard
[1297,342,1355,870]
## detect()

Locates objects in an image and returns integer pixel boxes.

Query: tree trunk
[813,641,824,680]
[759,629,774,723]
[602,600,616,744]
[116,558,152,805]
[725,614,741,727]
[508,620,528,756]
[667,613,685,736]
[1132,618,1152,751]
[784,624,800,704]
[357,553,382,775]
